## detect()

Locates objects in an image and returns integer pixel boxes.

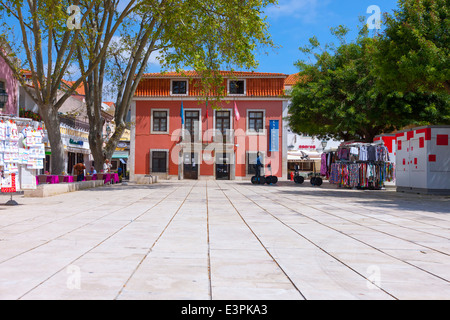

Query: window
[215,110,231,143]
[171,80,188,95]
[152,110,168,133]
[229,80,245,95]
[247,152,264,175]
[185,110,200,142]
[151,151,168,173]
[248,111,264,133]
[0,81,5,109]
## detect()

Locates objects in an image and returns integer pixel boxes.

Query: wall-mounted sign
[269,120,279,152]
[69,138,84,146]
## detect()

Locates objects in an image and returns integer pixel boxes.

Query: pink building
[0,51,18,116]
[130,71,290,182]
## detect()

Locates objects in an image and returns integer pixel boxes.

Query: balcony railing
[60,115,90,131]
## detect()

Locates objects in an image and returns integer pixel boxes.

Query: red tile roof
[142,70,288,78]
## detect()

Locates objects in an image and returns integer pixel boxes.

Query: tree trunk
[88,117,105,173]
[103,122,127,162]
[40,106,65,175]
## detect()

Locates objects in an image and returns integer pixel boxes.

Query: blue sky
[249,0,400,75]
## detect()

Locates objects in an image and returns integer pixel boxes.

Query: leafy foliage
[371,0,450,94]
[288,26,449,142]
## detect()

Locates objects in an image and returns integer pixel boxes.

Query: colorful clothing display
[322,142,395,190]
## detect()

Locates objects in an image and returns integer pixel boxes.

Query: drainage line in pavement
[237,183,450,284]
[225,182,399,300]
[205,180,213,300]
[16,183,185,300]
[214,180,307,300]
[1,186,172,266]
[114,181,199,300]
[237,182,450,286]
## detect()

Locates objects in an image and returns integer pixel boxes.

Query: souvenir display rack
[0,115,45,204]
[321,141,395,190]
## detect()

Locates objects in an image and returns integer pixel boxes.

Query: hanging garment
[321,153,328,176]
[360,146,368,161]
[367,146,376,161]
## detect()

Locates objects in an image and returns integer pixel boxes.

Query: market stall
[321,141,395,190]
[0,116,45,204]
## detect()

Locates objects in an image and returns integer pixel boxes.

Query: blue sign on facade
[269,120,279,152]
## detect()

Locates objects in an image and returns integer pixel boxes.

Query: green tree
[288,26,449,142]
[372,0,450,94]
[0,0,137,174]
[77,0,277,171]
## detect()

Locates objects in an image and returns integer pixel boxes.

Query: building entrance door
[183,152,199,180]
[216,153,231,180]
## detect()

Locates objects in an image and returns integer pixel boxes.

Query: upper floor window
[152,110,168,133]
[171,80,188,95]
[228,80,245,95]
[248,111,264,133]
[0,81,6,109]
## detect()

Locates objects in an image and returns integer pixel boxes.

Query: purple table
[63,176,74,183]
[104,173,112,184]
[36,176,39,186]
[112,173,119,183]
[46,175,60,184]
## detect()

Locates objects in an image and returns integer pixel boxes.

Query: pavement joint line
[15,184,185,300]
[0,185,168,265]
[234,182,450,285]
[205,180,212,300]
[0,185,163,238]
[258,186,450,253]
[226,182,400,300]
[251,183,450,264]
[114,181,199,300]
[306,190,450,240]
[0,196,115,232]
[213,180,307,300]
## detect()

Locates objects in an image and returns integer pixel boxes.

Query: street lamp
[321,139,328,151]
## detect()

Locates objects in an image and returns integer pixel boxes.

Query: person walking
[74,162,86,182]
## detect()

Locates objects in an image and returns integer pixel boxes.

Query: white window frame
[246,109,266,136]
[151,108,170,134]
[183,108,202,142]
[170,79,189,96]
[150,149,169,174]
[227,79,246,96]
[213,108,234,142]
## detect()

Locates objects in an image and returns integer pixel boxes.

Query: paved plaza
[0,180,449,300]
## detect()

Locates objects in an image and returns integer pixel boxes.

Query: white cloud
[265,0,320,22]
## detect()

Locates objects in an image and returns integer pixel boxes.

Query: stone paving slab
[0,180,449,300]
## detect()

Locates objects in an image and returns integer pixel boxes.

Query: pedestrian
[103,159,111,173]
[74,162,86,182]
[254,152,262,177]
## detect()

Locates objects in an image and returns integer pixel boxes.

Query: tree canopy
[288,25,449,142]
[0,0,277,174]
[371,0,450,94]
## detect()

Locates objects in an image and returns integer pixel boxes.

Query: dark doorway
[68,152,76,174]
[183,152,199,180]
